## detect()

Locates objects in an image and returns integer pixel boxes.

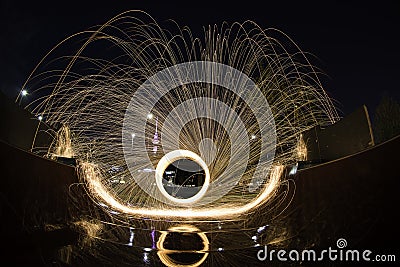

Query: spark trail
[21,10,338,219]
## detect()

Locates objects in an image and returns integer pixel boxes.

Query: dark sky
[1,0,400,117]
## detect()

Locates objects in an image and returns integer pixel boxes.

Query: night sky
[1,0,399,117]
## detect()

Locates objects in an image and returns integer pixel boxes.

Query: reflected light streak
[81,162,283,218]
[156,225,209,267]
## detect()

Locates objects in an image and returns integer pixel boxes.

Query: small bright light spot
[147,113,153,119]
[254,244,261,247]
[218,247,224,251]
[98,202,108,208]
[143,248,152,252]
[251,134,256,140]
[143,252,149,263]
[21,90,28,96]
[289,164,298,175]
[131,133,136,138]
[251,235,257,241]
[38,115,43,121]
[128,229,134,247]
[257,225,267,233]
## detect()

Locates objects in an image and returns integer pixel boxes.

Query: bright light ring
[122,61,277,206]
[155,150,210,204]
[157,225,209,267]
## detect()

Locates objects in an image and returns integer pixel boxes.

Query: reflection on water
[157,225,209,267]
[57,214,291,266]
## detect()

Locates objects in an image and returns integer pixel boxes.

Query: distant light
[128,229,134,247]
[217,247,224,251]
[143,252,149,263]
[257,225,267,233]
[147,113,154,119]
[251,235,257,241]
[131,133,136,138]
[289,164,298,175]
[109,210,120,215]
[143,248,152,252]
[251,134,256,140]
[21,90,28,96]
[98,202,108,208]
[38,115,43,121]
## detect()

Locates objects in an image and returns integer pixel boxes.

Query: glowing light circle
[155,150,210,204]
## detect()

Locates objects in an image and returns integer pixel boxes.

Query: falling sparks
[49,125,75,158]
[296,133,308,161]
[22,11,338,220]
